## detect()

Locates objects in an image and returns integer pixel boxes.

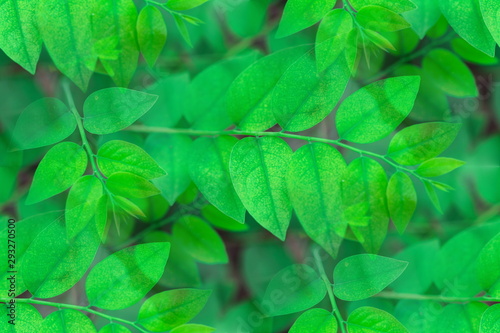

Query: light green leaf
[451,38,499,65]
[347,306,409,333]
[66,176,103,238]
[184,53,258,130]
[434,303,487,332]
[40,309,97,333]
[26,142,87,205]
[287,142,346,257]
[289,308,337,333]
[480,304,500,333]
[106,172,160,198]
[333,254,408,301]
[227,45,309,131]
[91,0,139,87]
[403,0,441,38]
[138,288,211,331]
[229,137,292,240]
[480,1,500,48]
[0,0,41,73]
[477,232,500,297]
[12,98,76,150]
[387,122,462,165]
[189,136,245,223]
[357,6,411,32]
[423,179,442,213]
[172,13,191,46]
[172,215,228,264]
[386,171,417,234]
[416,157,465,177]
[202,204,248,232]
[99,324,131,333]
[342,157,389,253]
[315,9,353,72]
[276,0,337,38]
[83,87,158,135]
[0,303,42,332]
[22,215,101,298]
[170,324,215,333]
[349,0,417,13]
[144,133,192,204]
[439,0,495,56]
[38,1,96,90]
[86,242,170,310]
[113,195,146,219]
[261,264,327,316]
[272,48,350,132]
[422,48,478,97]
[167,0,210,10]
[137,5,167,67]
[336,76,420,143]
[97,140,165,179]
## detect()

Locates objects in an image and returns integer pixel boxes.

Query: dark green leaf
[386,171,417,234]
[451,38,498,65]
[202,204,248,232]
[403,0,441,38]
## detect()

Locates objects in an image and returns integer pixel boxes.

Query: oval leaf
[347,306,408,333]
[137,5,167,67]
[106,172,160,198]
[41,309,96,333]
[289,308,337,333]
[387,171,417,234]
[66,176,103,238]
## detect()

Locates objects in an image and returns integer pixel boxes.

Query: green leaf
[144,133,192,204]
[227,45,309,131]
[229,137,292,240]
[480,304,500,333]
[167,0,210,10]
[0,0,41,73]
[113,195,146,218]
[1,303,42,332]
[189,136,245,223]
[451,38,499,65]
[40,309,97,333]
[342,157,389,253]
[287,142,346,257]
[480,1,500,49]
[394,300,442,332]
[99,324,132,333]
[336,76,420,143]
[261,264,327,316]
[434,303,487,332]
[386,172,417,234]
[172,13,192,46]
[91,0,139,87]
[83,87,158,135]
[276,0,337,38]
[387,122,462,165]
[226,0,270,38]
[106,172,160,198]
[86,242,170,310]
[333,254,408,301]
[477,232,500,296]
[97,140,165,179]
[403,0,441,38]
[356,6,411,32]
[439,0,495,56]
[289,308,337,333]
[12,98,76,150]
[26,142,87,205]
[423,179,442,213]
[66,176,103,238]
[137,288,211,331]
[137,5,167,67]
[315,9,353,72]
[184,53,258,130]
[22,215,101,298]
[422,48,478,97]
[416,157,465,177]
[170,324,215,333]
[272,48,350,132]
[347,306,409,333]
[202,205,248,232]
[38,1,96,90]
[349,0,417,13]
[172,215,228,264]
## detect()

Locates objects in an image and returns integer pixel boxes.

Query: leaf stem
[0,298,150,332]
[374,291,500,303]
[313,248,347,333]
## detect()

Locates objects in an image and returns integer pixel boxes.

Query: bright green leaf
[416,157,465,177]
[40,309,96,333]
[480,304,500,333]
[387,172,417,234]
[170,324,215,333]
[167,0,210,10]
[106,172,160,198]
[137,5,167,67]
[349,0,417,13]
[0,303,42,333]
[99,324,131,333]
[347,306,409,333]
[66,176,103,238]
[451,38,499,65]
[357,6,411,32]
[289,308,337,333]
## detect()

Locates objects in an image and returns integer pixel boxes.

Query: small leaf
[423,180,442,212]
[27,142,87,205]
[97,140,166,179]
[356,6,411,32]
[137,5,167,67]
[86,242,170,310]
[386,172,417,234]
[40,309,97,333]
[106,172,160,198]
[66,176,103,238]
[113,195,146,218]
[173,13,192,46]
[230,137,292,240]
[336,76,420,143]
[83,87,158,135]
[172,215,228,264]
[276,0,337,38]
[289,308,337,333]
[480,304,500,333]
[166,0,210,10]
[416,157,465,177]
[137,289,211,331]
[387,122,462,166]
[12,98,75,150]
[333,254,408,301]
[261,264,327,316]
[202,205,248,232]
[347,307,409,333]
